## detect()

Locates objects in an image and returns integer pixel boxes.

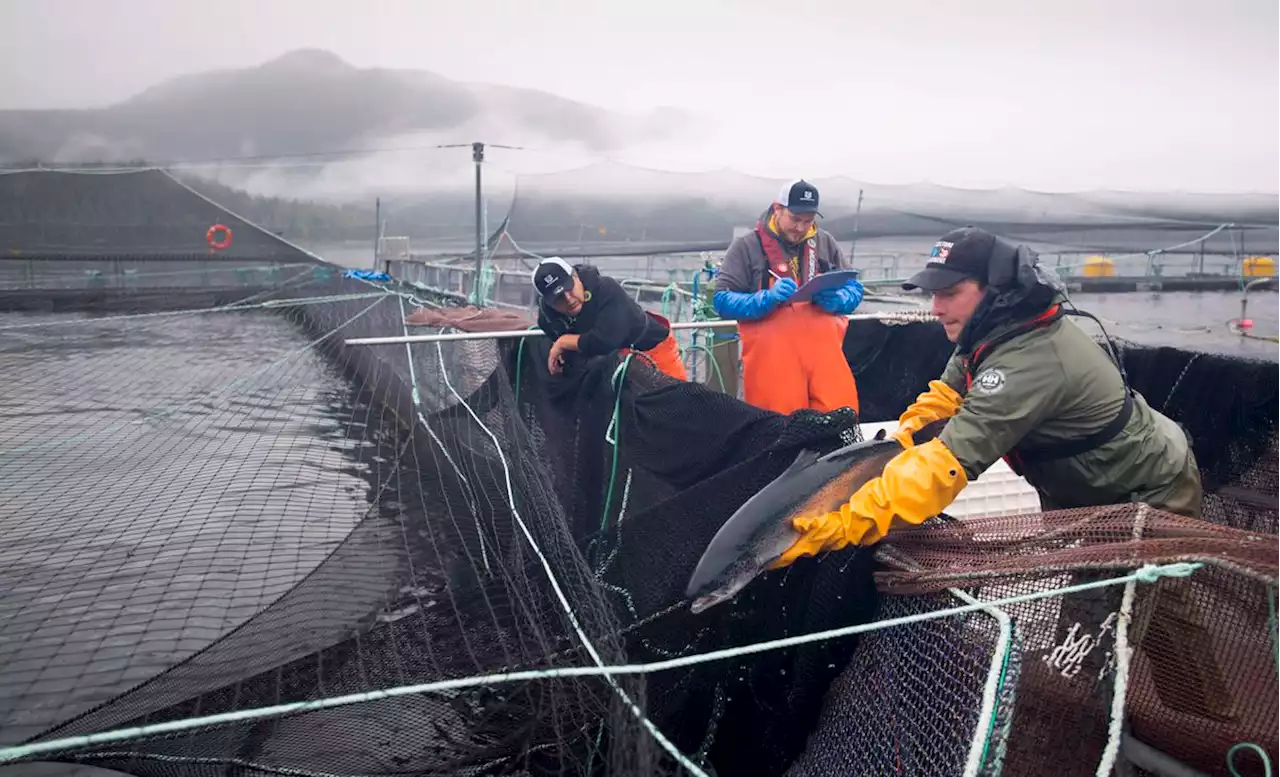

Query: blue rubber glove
[713,277,798,321]
[812,278,865,315]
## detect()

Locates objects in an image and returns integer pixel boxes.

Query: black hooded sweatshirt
[536,264,668,357]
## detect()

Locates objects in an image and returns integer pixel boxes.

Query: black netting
[2,169,1276,777]
[5,278,1272,777]
[786,588,1023,777]
[0,279,885,777]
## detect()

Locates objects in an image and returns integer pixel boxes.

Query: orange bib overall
[738,299,859,416]
[621,311,688,382]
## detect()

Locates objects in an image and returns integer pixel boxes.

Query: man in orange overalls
[712,180,864,414]
[533,257,688,381]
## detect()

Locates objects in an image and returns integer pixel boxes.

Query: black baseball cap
[902,226,995,291]
[777,179,822,216]
[532,257,575,302]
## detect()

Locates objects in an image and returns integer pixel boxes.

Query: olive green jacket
[936,314,1203,518]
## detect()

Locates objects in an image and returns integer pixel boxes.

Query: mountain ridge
[0,49,690,164]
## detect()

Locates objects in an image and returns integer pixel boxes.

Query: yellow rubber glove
[892,380,964,448]
[770,437,969,569]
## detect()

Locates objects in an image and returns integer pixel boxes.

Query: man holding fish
[688,227,1203,610]
[770,226,1204,568]
[713,179,866,415]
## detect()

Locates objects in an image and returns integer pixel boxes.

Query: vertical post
[849,188,864,262]
[473,141,486,307]
[374,197,384,273]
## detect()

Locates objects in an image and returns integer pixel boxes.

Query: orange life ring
[207,224,233,251]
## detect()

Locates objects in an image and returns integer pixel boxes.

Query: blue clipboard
[786,269,861,303]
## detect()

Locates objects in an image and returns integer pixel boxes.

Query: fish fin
[783,448,822,476]
[912,418,950,445]
[817,440,869,464]
[874,428,887,441]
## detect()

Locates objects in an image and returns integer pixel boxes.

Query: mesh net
[1,170,1277,777]
[491,163,1280,261]
[868,506,1279,777]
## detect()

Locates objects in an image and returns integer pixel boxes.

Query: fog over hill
[2,47,1273,254]
[0,49,694,171]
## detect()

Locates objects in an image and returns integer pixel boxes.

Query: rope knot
[1135,562,1202,584]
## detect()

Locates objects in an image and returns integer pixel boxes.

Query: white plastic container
[859,421,1041,518]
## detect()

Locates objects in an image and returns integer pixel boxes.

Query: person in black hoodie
[532,257,688,381]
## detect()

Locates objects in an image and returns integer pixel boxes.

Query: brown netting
[402,304,532,331]
[851,504,1280,777]
[874,506,1278,597]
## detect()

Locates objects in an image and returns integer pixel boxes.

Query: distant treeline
[4,161,1274,254]
[178,176,380,242]
[178,175,758,244]
[0,160,762,243]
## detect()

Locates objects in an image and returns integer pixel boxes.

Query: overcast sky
[2,0,1276,192]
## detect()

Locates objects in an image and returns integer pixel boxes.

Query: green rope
[1228,742,1273,777]
[983,627,1016,772]
[600,354,635,533]
[469,262,496,306]
[514,333,630,539]
[512,326,541,408]
[681,343,725,393]
[660,283,678,320]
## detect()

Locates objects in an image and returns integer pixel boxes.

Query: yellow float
[1081,256,1115,277]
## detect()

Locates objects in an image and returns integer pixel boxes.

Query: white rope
[0,282,373,331]
[344,311,937,347]
[396,297,491,575]
[430,334,710,776]
[1056,223,1235,269]
[0,562,1201,764]
[883,547,1015,777]
[1095,504,1149,776]
[957,587,1014,777]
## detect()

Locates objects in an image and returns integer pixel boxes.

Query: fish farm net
[1,169,1277,777]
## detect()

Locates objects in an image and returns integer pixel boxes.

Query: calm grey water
[0,310,374,747]
[1067,290,1278,360]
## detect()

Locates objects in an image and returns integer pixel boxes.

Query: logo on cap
[801,190,814,201]
[931,241,954,261]
[543,274,556,285]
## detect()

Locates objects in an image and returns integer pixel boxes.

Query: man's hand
[768,277,799,305]
[548,343,566,375]
[812,279,865,316]
[548,334,580,375]
[769,438,969,570]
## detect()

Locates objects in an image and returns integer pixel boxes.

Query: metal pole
[849,188,864,262]
[472,141,486,307]
[374,197,383,273]
[344,311,937,347]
